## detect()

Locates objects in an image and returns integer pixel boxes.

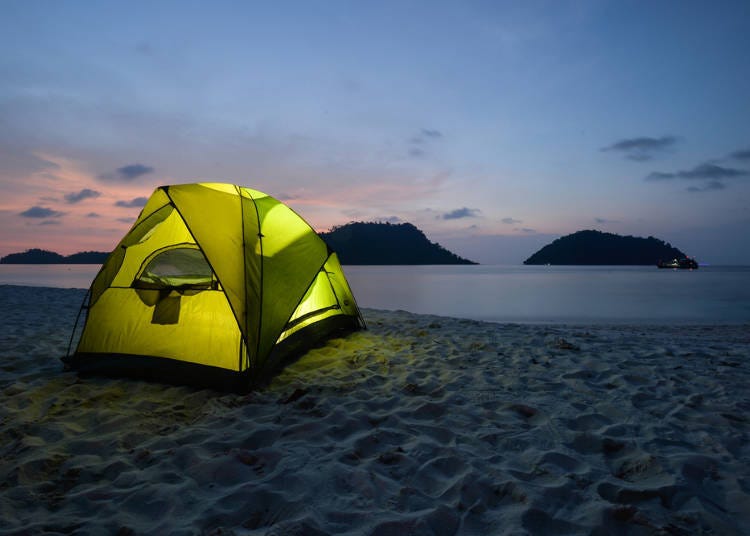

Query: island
[0,249,110,264]
[1,222,477,265]
[523,230,689,266]
[321,222,477,265]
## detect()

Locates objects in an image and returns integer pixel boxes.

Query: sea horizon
[3,263,748,326]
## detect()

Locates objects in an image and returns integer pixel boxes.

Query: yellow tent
[64,183,364,391]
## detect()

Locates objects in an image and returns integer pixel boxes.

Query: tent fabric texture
[64,183,365,391]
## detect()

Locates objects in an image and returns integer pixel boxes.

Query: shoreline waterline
[3,263,748,325]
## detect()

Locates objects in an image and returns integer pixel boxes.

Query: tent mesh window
[133,247,216,290]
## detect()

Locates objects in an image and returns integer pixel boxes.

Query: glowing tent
[64,183,365,391]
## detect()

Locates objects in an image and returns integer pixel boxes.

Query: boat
[657,257,699,269]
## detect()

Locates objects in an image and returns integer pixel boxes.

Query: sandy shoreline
[1,284,748,535]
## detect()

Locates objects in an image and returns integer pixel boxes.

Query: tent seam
[164,186,248,371]
[88,201,173,307]
[236,185,250,374]
[245,190,264,370]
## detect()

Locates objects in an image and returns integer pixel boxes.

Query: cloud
[602,135,678,161]
[39,220,62,225]
[646,163,749,181]
[408,128,443,158]
[594,217,619,224]
[440,207,480,220]
[100,163,154,181]
[117,217,136,223]
[420,129,442,139]
[515,227,537,233]
[687,180,727,193]
[646,171,676,180]
[64,188,101,204]
[375,216,402,224]
[729,148,750,160]
[19,206,64,218]
[86,212,101,218]
[115,196,148,208]
[501,217,522,224]
[135,42,154,56]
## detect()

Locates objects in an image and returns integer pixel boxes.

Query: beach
[1,284,748,535]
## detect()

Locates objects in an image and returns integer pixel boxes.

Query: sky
[1,0,749,264]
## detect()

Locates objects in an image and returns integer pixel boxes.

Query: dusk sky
[2,1,749,264]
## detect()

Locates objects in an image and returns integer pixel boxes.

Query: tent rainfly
[64,183,365,391]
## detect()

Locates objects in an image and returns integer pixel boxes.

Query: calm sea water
[1,264,749,325]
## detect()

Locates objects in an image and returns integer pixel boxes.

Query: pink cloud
[0,153,160,256]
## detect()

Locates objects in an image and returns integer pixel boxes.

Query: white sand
[1,284,749,535]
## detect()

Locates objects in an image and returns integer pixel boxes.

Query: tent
[64,183,365,391]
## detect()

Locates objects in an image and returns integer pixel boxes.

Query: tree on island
[0,249,109,264]
[523,230,688,265]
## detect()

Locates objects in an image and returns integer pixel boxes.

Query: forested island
[0,249,110,264]
[321,222,476,265]
[1,222,476,265]
[524,230,688,265]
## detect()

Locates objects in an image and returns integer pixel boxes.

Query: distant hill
[523,230,687,265]
[321,222,477,265]
[0,248,109,264]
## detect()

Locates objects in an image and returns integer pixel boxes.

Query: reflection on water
[1,264,749,324]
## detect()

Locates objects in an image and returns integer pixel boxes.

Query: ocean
[1,264,749,325]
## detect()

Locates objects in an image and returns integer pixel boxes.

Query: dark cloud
[410,129,443,144]
[646,163,749,181]
[594,217,619,224]
[39,220,62,225]
[115,196,148,208]
[86,212,101,218]
[135,42,154,56]
[100,164,154,181]
[420,129,442,139]
[19,206,64,218]
[408,128,443,158]
[729,148,750,160]
[646,171,676,180]
[501,217,522,224]
[440,207,480,220]
[117,217,136,223]
[602,135,678,161]
[515,228,537,233]
[64,188,101,204]
[687,181,727,193]
[625,153,658,162]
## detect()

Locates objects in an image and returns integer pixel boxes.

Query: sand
[0,284,748,535]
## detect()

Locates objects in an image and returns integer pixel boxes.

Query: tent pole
[65,288,91,359]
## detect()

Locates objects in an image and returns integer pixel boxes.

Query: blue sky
[1,0,749,263]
